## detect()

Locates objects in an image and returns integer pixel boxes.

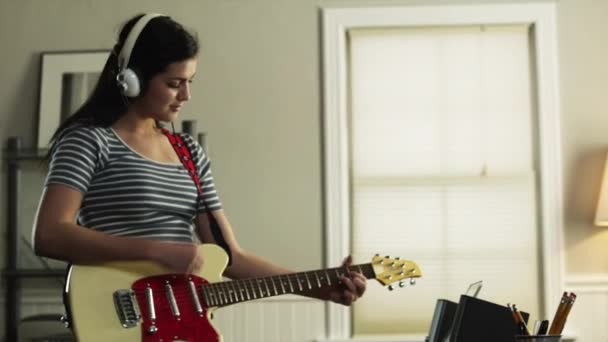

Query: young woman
[32,13,366,308]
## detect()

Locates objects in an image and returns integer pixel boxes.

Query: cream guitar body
[67,244,227,342]
[66,243,421,342]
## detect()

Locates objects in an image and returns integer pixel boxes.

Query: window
[322,4,563,338]
[350,25,538,334]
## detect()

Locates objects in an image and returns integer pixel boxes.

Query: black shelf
[3,269,66,278]
[4,136,64,342]
[4,148,49,161]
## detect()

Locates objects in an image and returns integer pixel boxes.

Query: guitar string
[128,263,379,310]
[129,263,375,300]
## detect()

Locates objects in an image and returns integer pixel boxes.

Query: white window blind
[348,25,540,335]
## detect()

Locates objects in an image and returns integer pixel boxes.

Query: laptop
[426,281,483,342]
[464,280,483,298]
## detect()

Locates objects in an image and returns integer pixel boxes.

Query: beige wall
[557,0,608,274]
[1,0,608,335]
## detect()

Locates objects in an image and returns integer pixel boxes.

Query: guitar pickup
[113,289,141,328]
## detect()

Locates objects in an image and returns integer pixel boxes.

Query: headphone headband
[117,13,163,72]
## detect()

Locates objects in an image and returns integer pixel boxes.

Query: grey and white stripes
[46,126,222,242]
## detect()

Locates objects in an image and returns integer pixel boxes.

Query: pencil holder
[515,335,561,342]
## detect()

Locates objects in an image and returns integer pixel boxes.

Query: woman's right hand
[153,242,204,274]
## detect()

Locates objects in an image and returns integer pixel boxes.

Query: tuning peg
[399,281,405,288]
[375,253,380,257]
[410,279,416,285]
[388,285,394,291]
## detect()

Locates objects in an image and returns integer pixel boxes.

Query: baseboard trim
[565,274,608,293]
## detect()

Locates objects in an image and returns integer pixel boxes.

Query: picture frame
[37,50,109,148]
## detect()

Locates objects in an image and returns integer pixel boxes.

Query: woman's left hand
[326,256,367,306]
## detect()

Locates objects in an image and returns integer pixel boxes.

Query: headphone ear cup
[117,68,141,97]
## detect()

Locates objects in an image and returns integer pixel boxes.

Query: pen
[532,320,542,335]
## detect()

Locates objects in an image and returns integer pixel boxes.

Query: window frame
[321,3,563,338]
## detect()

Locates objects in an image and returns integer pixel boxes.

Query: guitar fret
[210,286,218,306]
[206,287,215,306]
[212,287,220,306]
[224,284,231,304]
[213,284,222,306]
[279,275,287,293]
[236,282,245,302]
[218,284,227,305]
[229,282,237,303]
[257,279,266,297]
[314,272,322,288]
[229,281,239,303]
[215,286,223,306]
[227,283,235,304]
[262,279,271,297]
[249,279,258,299]
[252,280,261,297]
[201,286,211,307]
[304,272,312,290]
[242,281,251,300]
[294,274,303,291]
[269,276,279,295]
[287,276,294,293]
[324,270,332,286]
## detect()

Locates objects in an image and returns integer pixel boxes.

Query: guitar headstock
[371,254,422,288]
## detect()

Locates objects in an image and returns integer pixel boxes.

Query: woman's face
[133,57,198,122]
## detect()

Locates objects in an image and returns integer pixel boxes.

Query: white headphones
[116,13,164,97]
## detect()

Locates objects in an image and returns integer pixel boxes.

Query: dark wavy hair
[46,14,198,156]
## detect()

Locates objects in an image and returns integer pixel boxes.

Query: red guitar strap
[161,128,232,265]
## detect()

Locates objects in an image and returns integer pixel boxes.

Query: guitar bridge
[113,289,141,328]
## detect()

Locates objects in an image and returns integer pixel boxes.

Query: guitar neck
[201,264,375,307]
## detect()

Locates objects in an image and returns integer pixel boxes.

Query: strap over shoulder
[161,128,233,265]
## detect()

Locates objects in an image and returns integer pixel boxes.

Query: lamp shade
[595,153,608,226]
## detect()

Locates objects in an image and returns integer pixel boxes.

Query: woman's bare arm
[195,210,366,305]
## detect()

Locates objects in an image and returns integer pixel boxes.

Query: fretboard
[200,263,375,307]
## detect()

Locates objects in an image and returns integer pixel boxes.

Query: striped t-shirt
[45,125,222,242]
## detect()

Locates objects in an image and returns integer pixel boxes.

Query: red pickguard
[132,274,219,342]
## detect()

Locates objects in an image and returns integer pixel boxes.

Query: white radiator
[212,296,326,342]
[3,292,327,342]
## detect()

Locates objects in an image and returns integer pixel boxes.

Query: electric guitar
[65,244,422,342]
